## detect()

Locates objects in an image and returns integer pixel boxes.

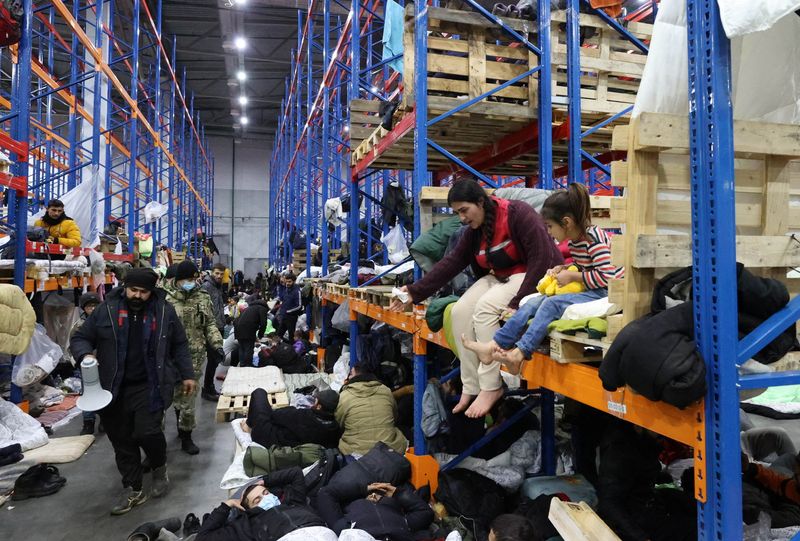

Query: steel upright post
[565,0,581,186]
[537,0,552,188]
[348,0,361,367]
[126,0,141,254]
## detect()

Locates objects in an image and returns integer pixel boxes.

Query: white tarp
[634,0,800,124]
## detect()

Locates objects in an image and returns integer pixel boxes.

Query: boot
[80,419,95,435]
[178,430,199,455]
[201,387,220,402]
[151,465,169,498]
[183,513,201,536]
[127,517,181,541]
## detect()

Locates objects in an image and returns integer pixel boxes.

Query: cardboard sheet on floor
[22,435,94,464]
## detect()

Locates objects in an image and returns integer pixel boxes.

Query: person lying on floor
[196,466,330,541]
[316,481,434,540]
[462,183,624,375]
[240,387,341,448]
[742,435,800,506]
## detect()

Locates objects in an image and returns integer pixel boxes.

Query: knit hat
[175,260,198,282]
[124,268,158,291]
[316,390,339,413]
[165,263,179,279]
[78,292,101,310]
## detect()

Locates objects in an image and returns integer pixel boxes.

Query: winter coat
[164,282,223,366]
[0,284,36,355]
[317,487,434,540]
[335,375,409,455]
[201,275,226,330]
[236,300,272,340]
[70,287,194,409]
[251,406,341,449]
[33,215,81,247]
[197,467,326,541]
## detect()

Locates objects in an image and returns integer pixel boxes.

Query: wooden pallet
[325,282,350,298]
[352,124,389,164]
[351,285,395,307]
[215,391,289,423]
[548,498,621,541]
[549,331,610,364]
[608,112,800,326]
[171,251,186,264]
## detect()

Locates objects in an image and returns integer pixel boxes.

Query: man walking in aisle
[70,268,195,515]
[275,272,303,341]
[200,263,227,401]
[165,261,224,454]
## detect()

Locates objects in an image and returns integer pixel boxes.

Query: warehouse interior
[3,1,800,541]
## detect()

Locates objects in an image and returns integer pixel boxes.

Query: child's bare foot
[495,347,525,375]
[465,388,505,418]
[239,419,251,433]
[461,334,498,365]
[452,393,475,414]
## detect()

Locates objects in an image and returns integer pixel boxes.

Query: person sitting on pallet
[240,387,341,449]
[462,183,624,375]
[34,198,82,251]
[389,178,562,418]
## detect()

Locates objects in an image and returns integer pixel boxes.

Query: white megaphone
[76,356,113,412]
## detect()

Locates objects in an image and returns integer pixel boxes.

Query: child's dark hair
[541,182,592,233]
[447,177,498,259]
[489,514,536,541]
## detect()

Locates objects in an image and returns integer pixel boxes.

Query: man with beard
[34,199,82,249]
[70,268,195,515]
[200,263,227,401]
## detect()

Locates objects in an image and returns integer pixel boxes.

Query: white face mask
[256,492,281,511]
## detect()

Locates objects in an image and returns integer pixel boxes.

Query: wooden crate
[215,391,289,423]
[608,112,800,326]
[549,331,610,364]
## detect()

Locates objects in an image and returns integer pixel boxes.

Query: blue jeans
[494,288,608,358]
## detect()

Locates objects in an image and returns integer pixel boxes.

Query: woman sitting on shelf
[389,178,562,418]
[462,183,624,376]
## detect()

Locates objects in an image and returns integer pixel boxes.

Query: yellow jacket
[537,265,586,296]
[34,217,82,247]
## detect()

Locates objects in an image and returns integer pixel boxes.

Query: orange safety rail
[350,297,416,333]
[22,273,115,294]
[320,290,348,306]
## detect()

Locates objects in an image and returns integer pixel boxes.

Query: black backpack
[435,469,508,541]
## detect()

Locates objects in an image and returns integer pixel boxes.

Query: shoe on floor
[201,388,220,402]
[183,513,201,536]
[110,487,148,515]
[178,430,199,455]
[151,465,169,498]
[80,419,95,435]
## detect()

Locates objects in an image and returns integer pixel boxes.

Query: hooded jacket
[251,406,341,449]
[197,467,326,541]
[34,214,82,247]
[335,374,408,455]
[69,287,194,409]
[235,300,272,340]
[201,275,226,331]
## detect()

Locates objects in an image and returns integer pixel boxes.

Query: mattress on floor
[221,365,286,396]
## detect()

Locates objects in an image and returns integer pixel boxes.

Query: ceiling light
[239,95,248,106]
[371,86,378,93]
[343,125,349,132]
[236,70,247,81]
[234,36,247,50]
[236,0,247,4]
[241,116,249,125]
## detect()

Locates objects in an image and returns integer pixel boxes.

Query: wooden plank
[763,157,791,280]
[549,332,607,364]
[610,160,628,187]
[468,28,486,101]
[548,499,621,541]
[611,125,629,152]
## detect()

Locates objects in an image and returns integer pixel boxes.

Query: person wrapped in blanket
[463,183,624,375]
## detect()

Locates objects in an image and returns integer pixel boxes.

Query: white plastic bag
[718,0,800,38]
[12,324,63,386]
[380,225,410,264]
[0,397,49,451]
[143,200,168,224]
[331,301,351,333]
[330,346,351,392]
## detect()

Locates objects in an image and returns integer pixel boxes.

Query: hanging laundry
[382,0,404,74]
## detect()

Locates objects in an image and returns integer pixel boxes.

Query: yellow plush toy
[536,265,586,296]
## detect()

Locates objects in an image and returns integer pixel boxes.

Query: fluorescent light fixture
[241,116,249,125]
[239,95,248,106]
[234,36,247,50]
[236,70,247,81]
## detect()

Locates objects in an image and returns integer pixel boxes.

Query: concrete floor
[3,396,233,541]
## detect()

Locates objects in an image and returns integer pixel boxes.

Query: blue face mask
[256,492,281,511]
[181,282,196,292]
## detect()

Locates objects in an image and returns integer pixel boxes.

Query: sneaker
[110,487,148,515]
[183,513,201,536]
[80,419,95,435]
[151,465,169,498]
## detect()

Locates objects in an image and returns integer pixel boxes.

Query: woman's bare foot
[461,334,498,365]
[495,347,526,376]
[239,419,251,433]
[465,388,505,418]
[452,393,475,414]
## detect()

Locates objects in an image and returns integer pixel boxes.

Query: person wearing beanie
[239,387,341,449]
[163,260,224,454]
[67,292,103,435]
[33,198,82,247]
[71,269,194,515]
[200,264,227,401]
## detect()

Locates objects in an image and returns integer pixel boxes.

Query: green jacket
[164,282,223,361]
[335,376,408,456]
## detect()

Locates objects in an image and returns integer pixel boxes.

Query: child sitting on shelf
[463,183,623,375]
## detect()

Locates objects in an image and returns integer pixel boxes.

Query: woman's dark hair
[447,178,498,261]
[540,182,592,233]
[489,514,536,541]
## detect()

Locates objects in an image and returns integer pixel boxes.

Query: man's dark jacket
[252,406,340,449]
[70,287,193,409]
[235,300,272,340]
[201,275,225,330]
[197,467,325,541]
